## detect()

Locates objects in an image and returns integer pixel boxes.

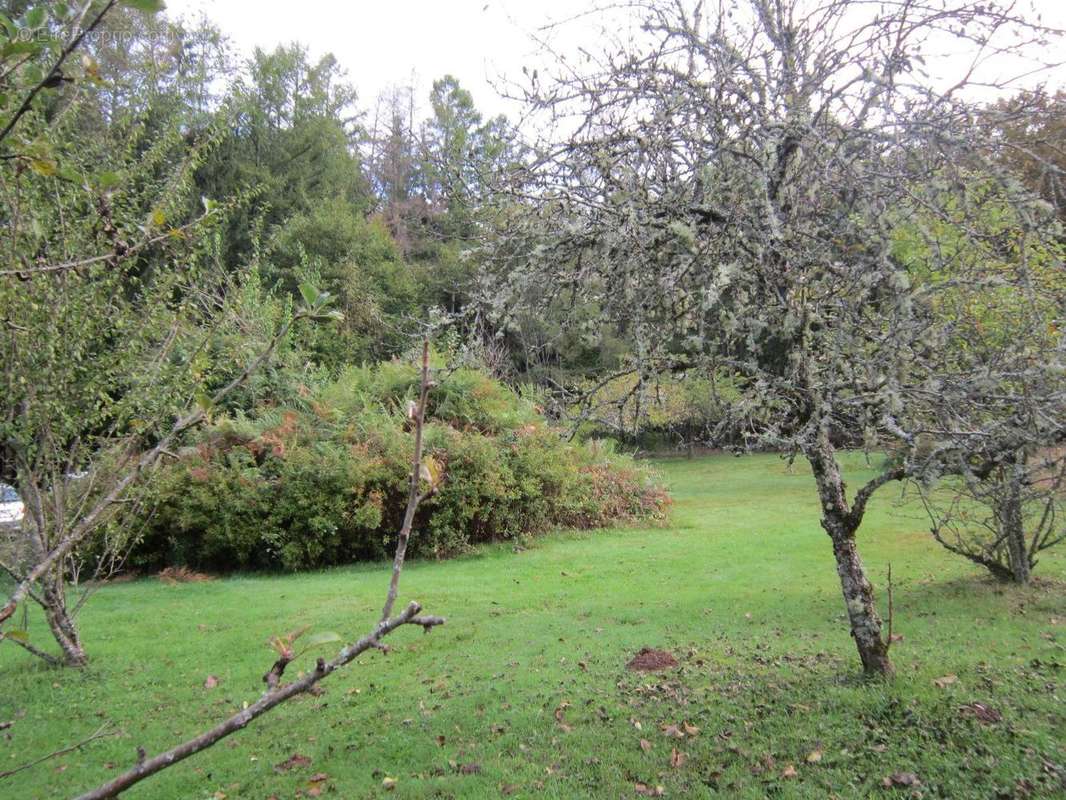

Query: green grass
[2,453,1064,799]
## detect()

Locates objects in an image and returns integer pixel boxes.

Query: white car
[0,483,24,528]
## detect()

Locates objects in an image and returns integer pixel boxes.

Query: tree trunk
[807,437,894,678]
[824,516,894,677]
[999,457,1031,585]
[41,569,87,668]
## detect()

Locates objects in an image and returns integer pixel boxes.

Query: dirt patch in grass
[626,647,678,672]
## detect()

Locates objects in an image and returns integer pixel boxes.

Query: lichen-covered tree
[485,0,1064,676]
[895,182,1066,583]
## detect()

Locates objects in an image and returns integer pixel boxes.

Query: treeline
[94,9,517,369]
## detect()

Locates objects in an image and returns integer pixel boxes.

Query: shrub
[123,360,668,572]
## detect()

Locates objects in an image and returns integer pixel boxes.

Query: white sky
[166,0,1066,120]
[165,0,605,119]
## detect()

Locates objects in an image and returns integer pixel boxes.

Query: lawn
[2,453,1064,799]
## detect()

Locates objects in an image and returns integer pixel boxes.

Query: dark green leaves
[298,281,344,321]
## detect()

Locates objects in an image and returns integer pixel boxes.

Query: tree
[418,76,518,315]
[76,5,231,132]
[894,180,1066,583]
[485,0,1063,676]
[920,447,1066,584]
[0,1,336,665]
[983,90,1066,225]
[196,42,372,273]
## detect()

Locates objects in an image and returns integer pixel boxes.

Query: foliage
[275,201,419,365]
[983,89,1066,225]
[567,370,744,450]
[196,42,371,268]
[0,0,335,666]
[121,359,668,572]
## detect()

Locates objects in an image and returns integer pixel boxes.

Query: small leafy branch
[70,340,445,800]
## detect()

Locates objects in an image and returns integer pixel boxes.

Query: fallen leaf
[382,776,397,790]
[882,772,921,788]
[274,753,311,772]
[933,674,958,689]
[806,749,823,763]
[554,701,573,732]
[203,675,219,689]
[782,764,798,779]
[959,702,1002,724]
[578,661,588,671]
[458,763,481,775]
[670,747,687,768]
[661,723,684,739]
[436,735,446,746]
[682,721,700,736]
[634,782,665,796]
[640,738,652,752]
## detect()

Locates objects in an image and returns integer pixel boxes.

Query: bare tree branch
[73,604,443,800]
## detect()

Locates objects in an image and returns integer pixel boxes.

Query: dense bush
[123,360,668,572]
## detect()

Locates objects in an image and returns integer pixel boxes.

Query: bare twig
[0,629,61,666]
[885,563,894,652]
[0,723,117,781]
[381,340,437,622]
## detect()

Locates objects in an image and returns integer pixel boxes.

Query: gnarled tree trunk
[807,437,894,678]
[998,455,1031,585]
[823,517,893,676]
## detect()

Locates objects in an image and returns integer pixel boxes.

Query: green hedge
[124,360,668,571]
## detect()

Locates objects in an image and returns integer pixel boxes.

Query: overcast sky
[166,0,1066,120]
